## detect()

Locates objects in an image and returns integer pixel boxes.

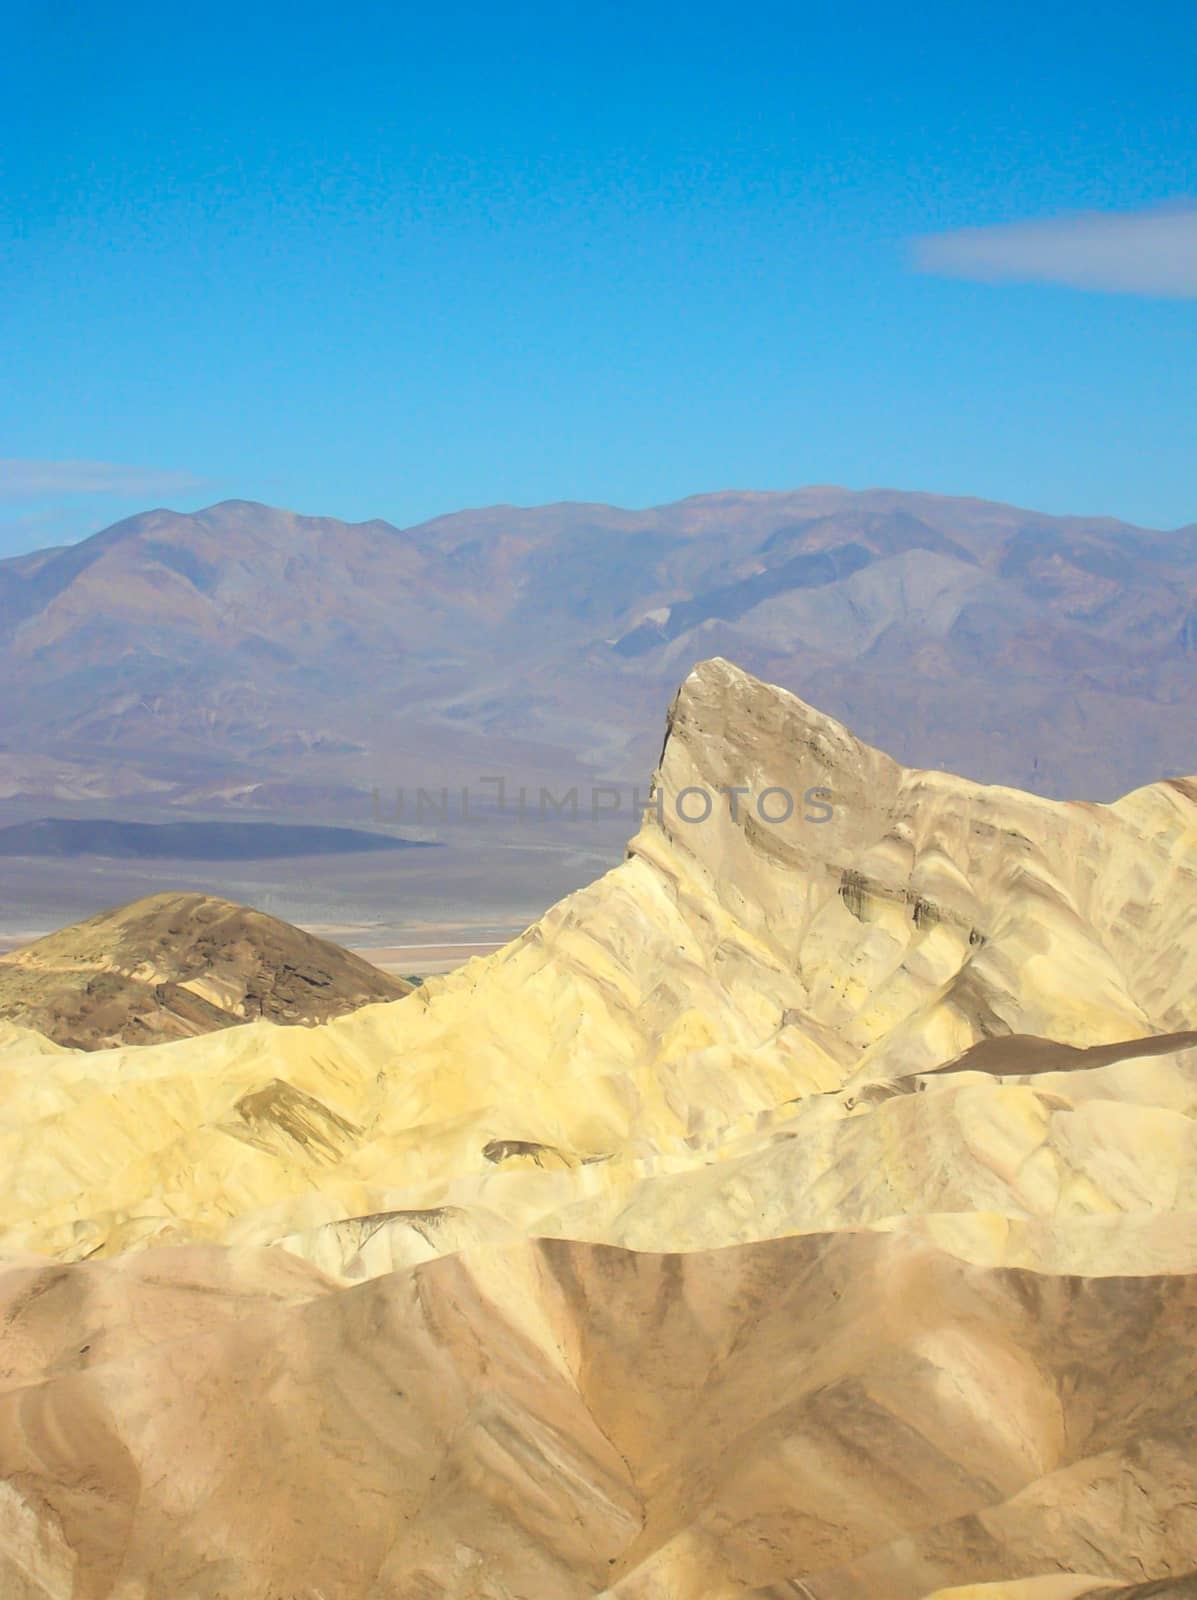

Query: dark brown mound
[927,1029,1197,1079]
[0,891,410,1049]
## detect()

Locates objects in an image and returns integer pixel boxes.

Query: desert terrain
[1,659,1196,1595]
[0,891,412,1048]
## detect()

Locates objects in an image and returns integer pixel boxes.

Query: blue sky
[1,0,1194,555]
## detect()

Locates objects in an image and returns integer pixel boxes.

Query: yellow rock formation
[3,659,1197,1595]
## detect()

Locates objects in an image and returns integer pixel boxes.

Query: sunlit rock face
[3,658,1197,1597]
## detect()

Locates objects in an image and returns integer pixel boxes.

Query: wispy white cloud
[0,459,202,499]
[912,202,1197,297]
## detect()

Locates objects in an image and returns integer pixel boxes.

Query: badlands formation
[3,659,1197,1596]
[0,891,410,1049]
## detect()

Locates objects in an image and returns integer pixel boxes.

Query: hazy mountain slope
[2,488,1197,809]
[0,890,410,1049]
[2,661,1197,1593]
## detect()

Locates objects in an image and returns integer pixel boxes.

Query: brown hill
[0,890,410,1049]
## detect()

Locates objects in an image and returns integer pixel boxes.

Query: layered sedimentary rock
[0,890,410,1049]
[2,659,1197,1596]
[4,1232,1197,1600]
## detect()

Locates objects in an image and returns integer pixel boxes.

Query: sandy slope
[3,659,1197,1594]
[2,1234,1196,1597]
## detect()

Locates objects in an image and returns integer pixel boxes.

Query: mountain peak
[5,655,1197,1590]
[661,655,899,811]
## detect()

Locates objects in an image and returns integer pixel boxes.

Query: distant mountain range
[3,487,1197,813]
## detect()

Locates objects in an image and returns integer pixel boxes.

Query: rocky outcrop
[0,890,410,1048]
[3,660,1197,1594]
